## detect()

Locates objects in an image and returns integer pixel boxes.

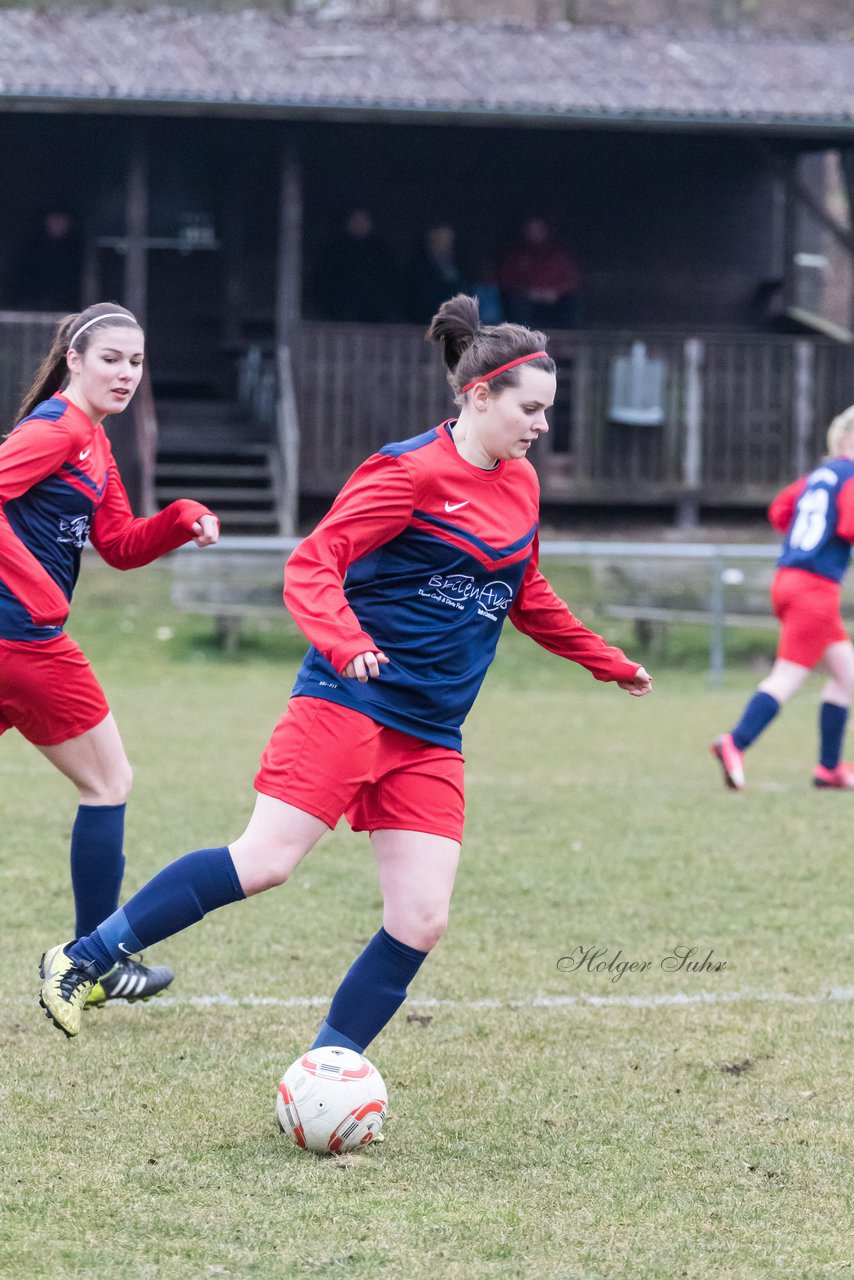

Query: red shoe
[711,733,745,790]
[813,762,854,789]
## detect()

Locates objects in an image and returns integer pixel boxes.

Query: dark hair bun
[425,294,481,371]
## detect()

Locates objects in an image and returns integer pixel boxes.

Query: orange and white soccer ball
[276,1046,388,1153]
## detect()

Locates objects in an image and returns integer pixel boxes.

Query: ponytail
[425,293,482,372]
[425,293,554,402]
[15,314,77,423]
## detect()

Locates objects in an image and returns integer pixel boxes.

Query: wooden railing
[297,323,451,493]
[274,344,300,536]
[131,363,158,517]
[295,323,854,511]
[2,314,853,514]
[236,342,300,534]
[0,311,63,430]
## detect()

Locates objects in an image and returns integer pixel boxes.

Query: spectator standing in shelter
[315,208,400,323]
[470,255,505,327]
[499,216,582,330]
[406,223,467,323]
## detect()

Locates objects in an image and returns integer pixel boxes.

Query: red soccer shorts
[0,632,110,747]
[254,696,465,843]
[771,566,849,668]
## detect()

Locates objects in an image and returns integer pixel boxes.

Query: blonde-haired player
[713,406,854,790]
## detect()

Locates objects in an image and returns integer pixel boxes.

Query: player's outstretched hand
[343,651,390,683]
[192,514,220,547]
[617,665,653,697]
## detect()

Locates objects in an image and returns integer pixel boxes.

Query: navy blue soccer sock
[312,927,428,1054]
[819,701,849,770]
[731,691,780,751]
[70,803,126,937]
[68,846,245,977]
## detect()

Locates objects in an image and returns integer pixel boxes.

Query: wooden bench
[604,602,778,641]
[170,541,299,653]
[591,550,779,651]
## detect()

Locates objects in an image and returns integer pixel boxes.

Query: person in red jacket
[39,294,651,1042]
[712,407,854,791]
[499,217,582,330]
[1,301,219,1006]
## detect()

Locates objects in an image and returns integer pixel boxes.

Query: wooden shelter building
[1,8,854,528]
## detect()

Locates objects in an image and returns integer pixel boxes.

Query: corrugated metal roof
[2,8,854,132]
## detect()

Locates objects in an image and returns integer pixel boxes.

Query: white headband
[68,312,137,350]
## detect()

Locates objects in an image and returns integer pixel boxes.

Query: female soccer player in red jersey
[1,301,219,1006]
[39,294,651,1039]
[712,407,854,791]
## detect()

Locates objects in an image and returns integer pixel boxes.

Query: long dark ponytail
[15,302,141,423]
[425,293,554,402]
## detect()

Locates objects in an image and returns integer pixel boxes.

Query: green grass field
[2,557,853,1279]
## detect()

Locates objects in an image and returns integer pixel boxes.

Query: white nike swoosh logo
[79,449,91,461]
[444,501,469,512]
[117,942,134,955]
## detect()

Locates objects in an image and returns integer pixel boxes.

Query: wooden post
[274,140,303,535]
[133,364,158,517]
[124,126,153,514]
[782,167,796,312]
[222,163,245,348]
[708,549,726,689]
[276,347,300,537]
[80,212,100,308]
[840,145,854,328]
[571,342,590,483]
[678,337,704,528]
[793,340,815,476]
[275,142,302,355]
[124,127,149,328]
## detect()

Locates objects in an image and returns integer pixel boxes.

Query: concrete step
[156,461,272,480]
[157,440,272,459]
[155,500,280,533]
[156,396,269,451]
[215,510,281,528]
[157,486,276,504]
[154,396,279,532]
[155,398,252,424]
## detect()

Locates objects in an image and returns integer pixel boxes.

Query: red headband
[461,351,549,394]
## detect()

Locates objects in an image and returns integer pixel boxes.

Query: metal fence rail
[177,536,808,685]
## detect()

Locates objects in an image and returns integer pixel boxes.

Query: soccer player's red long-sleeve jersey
[0,393,213,641]
[285,421,639,750]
